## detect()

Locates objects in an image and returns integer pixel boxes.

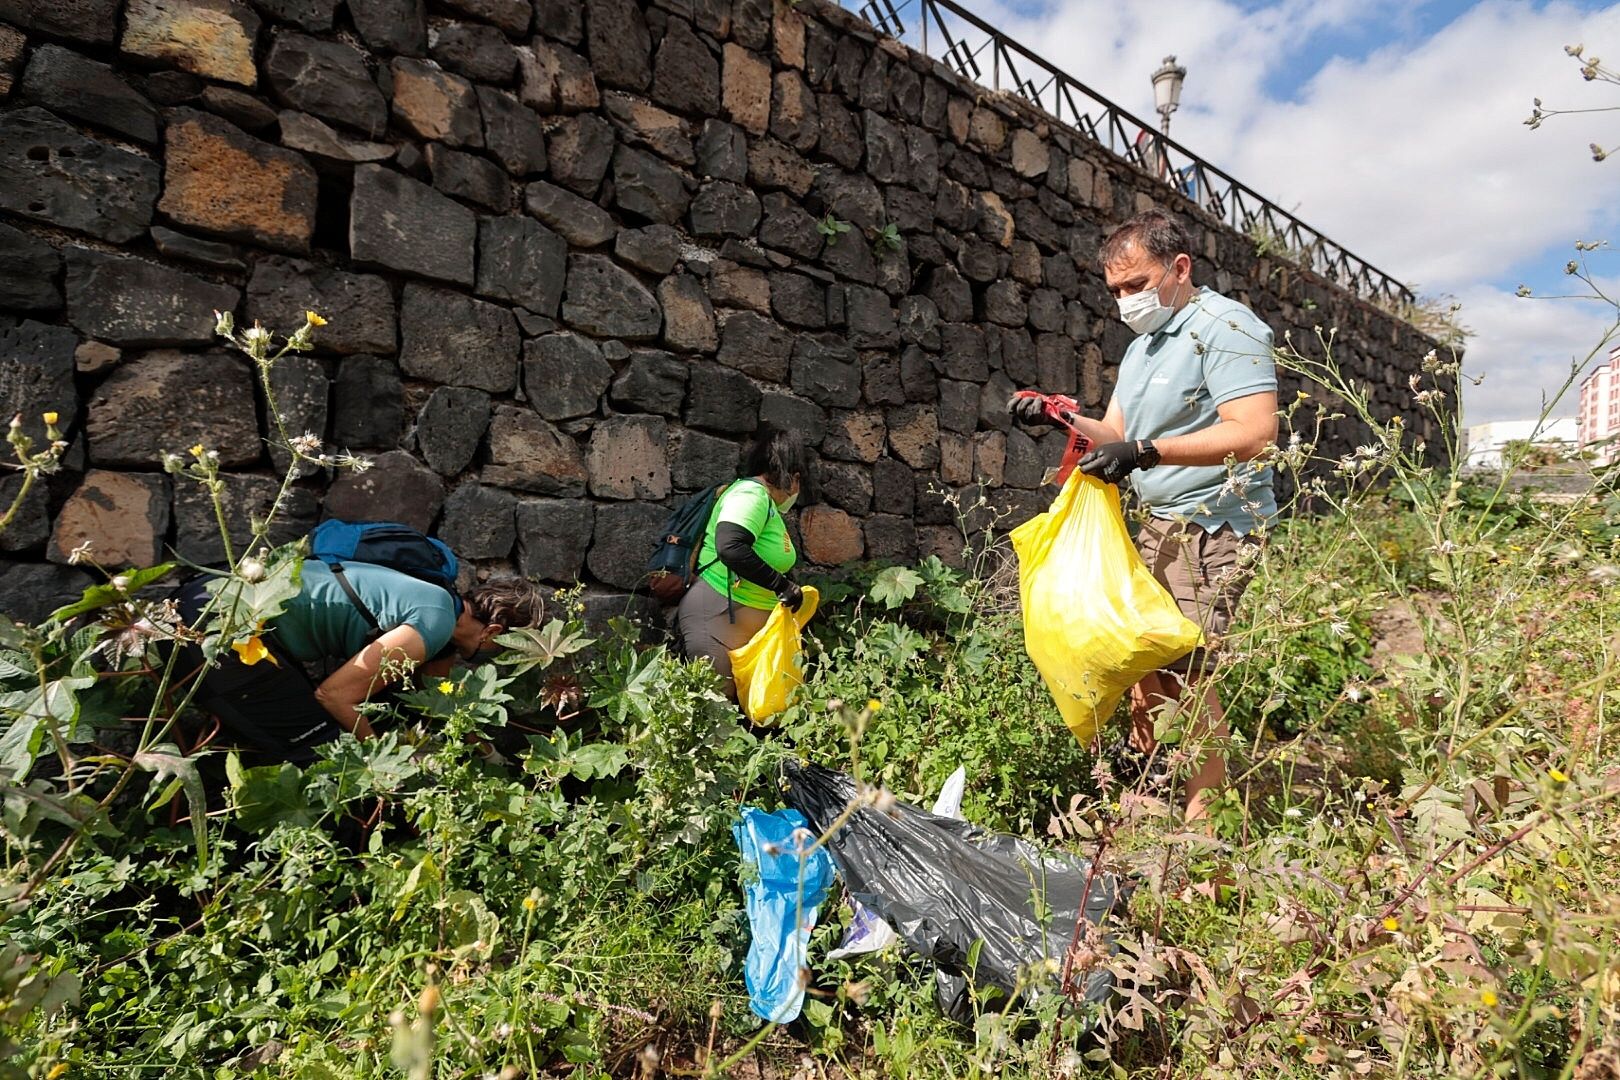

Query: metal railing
[834,0,1416,308]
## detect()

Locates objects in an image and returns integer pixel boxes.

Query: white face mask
[774,485,799,513]
[1116,264,1179,336]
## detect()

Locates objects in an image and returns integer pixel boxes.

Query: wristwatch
[1137,439,1161,469]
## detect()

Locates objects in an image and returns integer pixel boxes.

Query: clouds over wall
[968,0,1620,420]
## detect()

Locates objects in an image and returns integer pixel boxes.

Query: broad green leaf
[133,743,209,868]
[868,567,924,610]
[48,562,177,622]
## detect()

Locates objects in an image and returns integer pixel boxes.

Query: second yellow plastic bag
[729,586,820,724]
[1010,471,1202,743]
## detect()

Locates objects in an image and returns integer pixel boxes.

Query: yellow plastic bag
[1010,471,1201,743]
[729,586,820,724]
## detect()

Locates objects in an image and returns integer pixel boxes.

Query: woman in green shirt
[677,426,808,698]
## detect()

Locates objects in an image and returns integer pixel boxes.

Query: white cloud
[948,0,1620,423]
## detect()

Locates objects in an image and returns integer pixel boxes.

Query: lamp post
[1151,55,1186,180]
[1152,55,1187,139]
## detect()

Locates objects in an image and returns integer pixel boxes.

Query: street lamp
[1152,55,1187,139]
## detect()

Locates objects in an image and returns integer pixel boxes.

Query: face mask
[1116,265,1178,336]
[774,489,799,513]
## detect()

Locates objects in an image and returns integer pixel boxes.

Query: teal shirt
[695,479,796,610]
[271,560,458,663]
[1112,287,1278,535]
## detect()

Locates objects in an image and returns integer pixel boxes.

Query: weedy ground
[2,321,1618,1080]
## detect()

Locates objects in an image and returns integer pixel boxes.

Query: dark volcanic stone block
[0,0,120,43]
[172,473,318,565]
[516,498,594,583]
[0,321,79,447]
[64,248,239,348]
[417,386,492,476]
[400,283,520,393]
[324,450,445,533]
[477,216,566,317]
[332,355,405,449]
[432,21,517,83]
[20,44,159,144]
[524,333,612,421]
[0,224,63,312]
[560,254,662,340]
[349,0,428,55]
[246,256,397,356]
[438,482,517,559]
[86,349,261,468]
[265,32,388,138]
[0,108,160,243]
[350,165,477,286]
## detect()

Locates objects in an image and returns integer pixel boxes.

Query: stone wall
[0,0,1442,621]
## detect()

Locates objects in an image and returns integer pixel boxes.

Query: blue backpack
[308,520,463,638]
[645,483,729,604]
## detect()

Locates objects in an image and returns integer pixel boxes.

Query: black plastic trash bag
[784,760,1121,1025]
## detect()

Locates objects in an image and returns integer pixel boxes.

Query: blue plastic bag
[732,806,836,1023]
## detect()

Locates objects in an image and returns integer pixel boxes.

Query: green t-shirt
[271,560,458,663]
[695,479,796,610]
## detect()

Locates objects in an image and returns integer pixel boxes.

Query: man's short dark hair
[464,577,545,629]
[743,424,808,490]
[1100,209,1193,268]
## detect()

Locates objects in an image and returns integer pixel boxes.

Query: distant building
[1578,346,1619,465]
[1461,418,1579,471]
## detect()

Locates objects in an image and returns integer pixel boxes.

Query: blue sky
[896,0,1620,424]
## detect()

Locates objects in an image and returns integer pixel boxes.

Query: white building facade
[1461,418,1579,471]
[1578,346,1619,465]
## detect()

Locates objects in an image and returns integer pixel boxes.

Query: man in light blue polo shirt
[1010,208,1279,821]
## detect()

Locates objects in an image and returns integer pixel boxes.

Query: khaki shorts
[1134,517,1262,676]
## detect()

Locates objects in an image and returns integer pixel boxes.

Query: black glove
[778,581,805,612]
[1078,440,1143,485]
[1007,394,1056,426]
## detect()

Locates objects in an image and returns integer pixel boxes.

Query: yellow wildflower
[189,444,205,457]
[1382,916,1399,932]
[42,411,58,426]
[305,310,327,326]
[866,699,882,713]
[522,895,538,912]
[1481,989,1498,1008]
[1548,767,1569,783]
[1294,1034,1307,1046]
[232,635,278,667]
[437,679,454,694]
[47,1065,68,1080]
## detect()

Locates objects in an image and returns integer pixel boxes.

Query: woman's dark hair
[464,577,546,629]
[743,424,808,490]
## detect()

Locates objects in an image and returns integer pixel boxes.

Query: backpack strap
[328,561,384,643]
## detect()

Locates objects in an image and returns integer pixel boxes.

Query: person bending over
[676,426,808,698]
[175,565,545,764]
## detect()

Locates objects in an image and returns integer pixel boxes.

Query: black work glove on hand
[778,581,805,612]
[1007,394,1062,427]
[1078,440,1143,485]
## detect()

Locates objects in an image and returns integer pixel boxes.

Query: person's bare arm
[314,624,429,739]
[1064,397,1125,446]
[1151,391,1278,466]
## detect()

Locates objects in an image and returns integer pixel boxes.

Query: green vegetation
[1,309,1617,1079]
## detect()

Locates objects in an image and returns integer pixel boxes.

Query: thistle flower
[213,309,234,337]
[67,540,93,566]
[42,411,58,426]
[305,310,327,326]
[438,679,455,694]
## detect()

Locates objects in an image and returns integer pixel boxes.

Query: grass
[1,316,1618,1079]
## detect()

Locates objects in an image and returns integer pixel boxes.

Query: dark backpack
[645,483,728,605]
[308,519,463,638]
